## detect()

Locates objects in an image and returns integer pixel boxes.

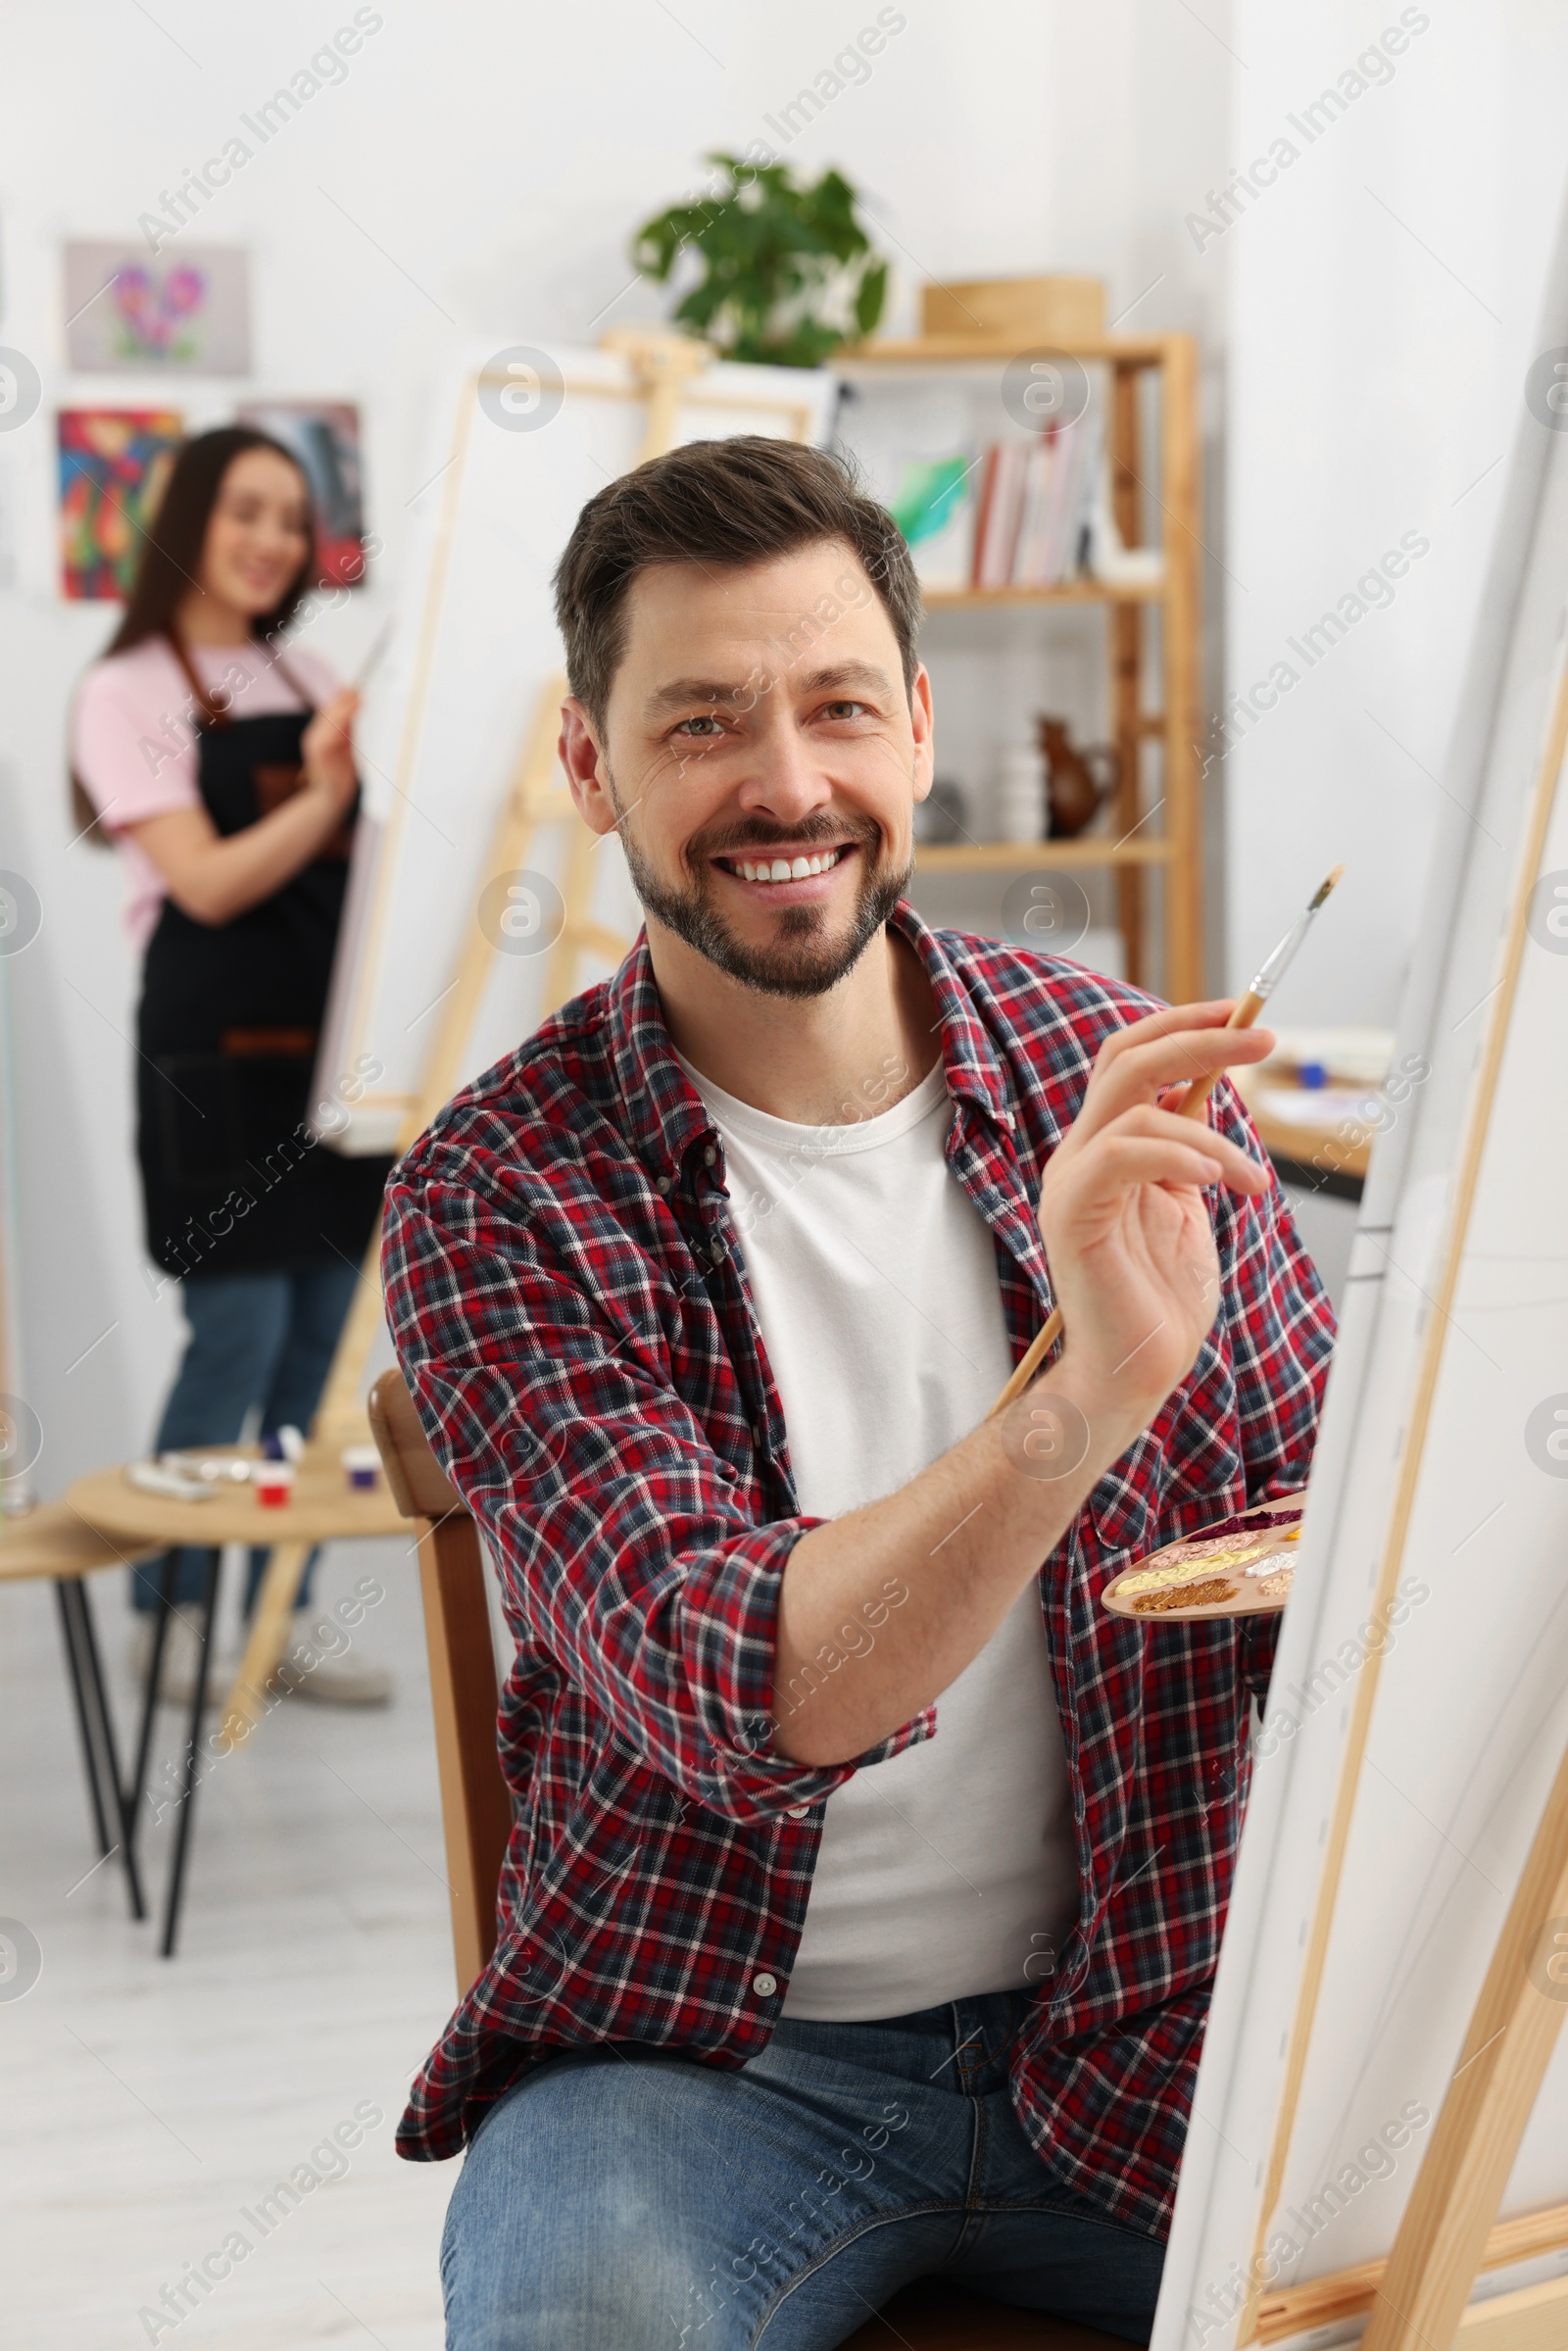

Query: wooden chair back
[368,1368,514,1995]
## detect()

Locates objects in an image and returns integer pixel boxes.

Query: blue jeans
[441,1990,1166,2349]
[130,1263,360,1616]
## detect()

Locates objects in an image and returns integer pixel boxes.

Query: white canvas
[312,343,837,1155]
[1152,215,1568,2350]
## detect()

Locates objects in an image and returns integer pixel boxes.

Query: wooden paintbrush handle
[985,994,1266,1422]
[1172,989,1264,1120]
[987,1306,1062,1420]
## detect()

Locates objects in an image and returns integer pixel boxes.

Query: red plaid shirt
[381,904,1334,2235]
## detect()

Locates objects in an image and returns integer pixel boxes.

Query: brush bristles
[1306,862,1346,912]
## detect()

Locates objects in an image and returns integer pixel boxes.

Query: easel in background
[221,329,709,1734]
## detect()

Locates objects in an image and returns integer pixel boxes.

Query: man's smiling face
[566,536,934,999]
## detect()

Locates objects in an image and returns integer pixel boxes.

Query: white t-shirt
[675,1051,1080,2021]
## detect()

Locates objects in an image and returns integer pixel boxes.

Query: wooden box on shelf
[834,320,1201,1001]
[920,274,1106,344]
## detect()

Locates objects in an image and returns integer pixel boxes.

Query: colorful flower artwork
[108,264,208,366]
[63,242,251,374]
[57,411,183,601]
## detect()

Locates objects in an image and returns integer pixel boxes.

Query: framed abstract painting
[237,399,367,587]
[56,409,182,600]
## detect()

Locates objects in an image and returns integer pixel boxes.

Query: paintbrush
[987,864,1345,1419]
[351,618,393,692]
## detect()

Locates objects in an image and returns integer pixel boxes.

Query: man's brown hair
[552,435,921,730]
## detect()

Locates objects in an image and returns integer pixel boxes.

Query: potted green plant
[629,152,889,368]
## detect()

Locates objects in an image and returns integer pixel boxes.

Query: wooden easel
[1247,1741,1568,2349]
[221,330,710,1734]
[1356,1738,1568,2350]
[1242,667,1568,2346]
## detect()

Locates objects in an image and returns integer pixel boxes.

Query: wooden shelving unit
[923,579,1164,611]
[836,329,1202,1000]
[915,837,1171,874]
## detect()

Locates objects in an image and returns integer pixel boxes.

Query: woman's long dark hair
[71,425,317,842]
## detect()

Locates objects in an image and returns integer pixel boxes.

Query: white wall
[0,0,1237,1495]
[1222,0,1568,1025]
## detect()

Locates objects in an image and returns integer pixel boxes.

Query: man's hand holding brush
[1024,1000,1276,1468]
[991,862,1342,1422]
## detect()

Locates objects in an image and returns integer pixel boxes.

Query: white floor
[0,1536,458,2348]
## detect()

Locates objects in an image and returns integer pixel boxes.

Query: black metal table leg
[54,1580,113,1857]
[127,1552,178,1865]
[56,1580,146,1922]
[160,1550,221,1958]
[53,1580,146,1920]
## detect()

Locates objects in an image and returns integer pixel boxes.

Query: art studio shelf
[914,838,1173,874]
[922,578,1164,610]
[839,327,1202,999]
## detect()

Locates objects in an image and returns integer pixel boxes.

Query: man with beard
[380,437,1334,2350]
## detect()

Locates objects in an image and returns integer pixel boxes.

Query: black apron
[134,653,391,1279]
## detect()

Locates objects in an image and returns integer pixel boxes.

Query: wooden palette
[1102,1494,1306,1623]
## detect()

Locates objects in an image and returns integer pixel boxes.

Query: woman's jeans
[440,1989,1167,2350]
[130,1262,360,1617]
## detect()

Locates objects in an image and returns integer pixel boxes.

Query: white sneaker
[127,1611,223,1710]
[270,1620,393,1707]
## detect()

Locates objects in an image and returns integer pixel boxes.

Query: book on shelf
[1012,440,1054,585]
[969,408,1107,591]
[973,441,1025,589]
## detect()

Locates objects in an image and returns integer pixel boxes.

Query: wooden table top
[65,1443,407,1548]
[1233,1065,1373,1185]
[0,1498,160,1584]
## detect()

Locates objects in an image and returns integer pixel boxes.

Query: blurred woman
[73,425,392,1705]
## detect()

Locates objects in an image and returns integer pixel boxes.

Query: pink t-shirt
[73,635,343,952]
